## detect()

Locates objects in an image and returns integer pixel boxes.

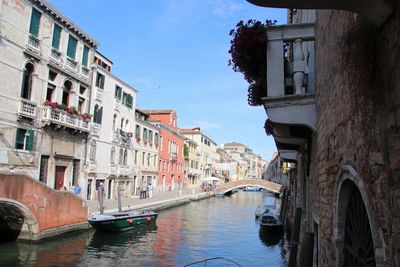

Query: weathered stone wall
[314,5,400,266]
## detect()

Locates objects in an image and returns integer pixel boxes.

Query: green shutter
[67,35,77,59]
[82,46,89,67]
[126,94,133,108]
[25,130,34,151]
[100,74,105,89]
[52,24,61,49]
[29,8,41,37]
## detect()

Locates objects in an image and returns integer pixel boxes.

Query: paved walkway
[86,188,207,214]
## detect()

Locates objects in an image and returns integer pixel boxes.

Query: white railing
[112,129,120,143]
[27,35,40,49]
[96,88,103,101]
[42,106,90,132]
[18,98,37,119]
[65,58,78,72]
[266,23,315,98]
[81,66,89,78]
[110,165,117,175]
[114,99,121,111]
[50,49,62,62]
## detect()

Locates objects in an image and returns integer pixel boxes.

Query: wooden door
[55,166,66,190]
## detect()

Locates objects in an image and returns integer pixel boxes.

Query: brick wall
[313,5,400,266]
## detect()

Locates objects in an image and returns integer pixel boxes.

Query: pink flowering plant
[228,19,276,106]
[43,100,92,121]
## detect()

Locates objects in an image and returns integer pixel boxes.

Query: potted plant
[228,19,276,106]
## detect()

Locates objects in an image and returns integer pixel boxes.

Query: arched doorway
[343,184,375,266]
[334,166,383,266]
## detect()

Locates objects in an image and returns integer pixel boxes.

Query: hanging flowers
[264,119,273,136]
[228,19,276,106]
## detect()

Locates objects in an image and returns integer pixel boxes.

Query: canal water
[0,191,288,266]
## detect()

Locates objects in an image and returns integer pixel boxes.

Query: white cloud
[212,2,243,17]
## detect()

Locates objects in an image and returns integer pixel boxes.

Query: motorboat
[88,210,158,232]
[259,209,283,231]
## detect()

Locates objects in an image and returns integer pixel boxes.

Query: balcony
[114,99,121,111]
[50,49,62,67]
[17,98,37,119]
[171,152,178,161]
[42,106,90,133]
[65,57,78,73]
[81,66,89,79]
[95,88,103,102]
[263,23,316,131]
[25,34,41,59]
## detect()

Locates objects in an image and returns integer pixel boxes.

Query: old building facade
[248,0,399,265]
[0,0,97,190]
[143,110,185,191]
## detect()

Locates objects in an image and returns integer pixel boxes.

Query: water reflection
[0,191,288,266]
[89,224,157,249]
[259,228,283,246]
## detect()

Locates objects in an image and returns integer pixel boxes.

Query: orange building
[142,110,186,191]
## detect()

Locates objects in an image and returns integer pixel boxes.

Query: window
[93,104,103,124]
[110,146,115,164]
[142,152,145,165]
[82,45,89,67]
[113,114,117,131]
[90,141,96,161]
[67,35,77,59]
[29,8,41,37]
[123,149,128,165]
[149,130,153,143]
[122,92,133,108]
[134,150,138,164]
[143,128,148,143]
[115,85,122,100]
[15,128,34,151]
[52,24,61,50]
[119,148,123,164]
[155,133,159,146]
[120,118,124,130]
[95,72,105,89]
[20,63,35,100]
[46,84,55,102]
[135,125,141,138]
[62,80,73,106]
[147,153,150,166]
[78,97,85,113]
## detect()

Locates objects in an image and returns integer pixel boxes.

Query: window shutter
[29,8,41,37]
[52,24,61,49]
[26,130,34,151]
[126,94,133,108]
[67,35,77,59]
[82,46,89,67]
[100,75,105,89]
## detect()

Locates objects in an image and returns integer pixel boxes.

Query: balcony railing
[114,99,121,111]
[96,88,103,101]
[50,49,62,62]
[65,57,78,72]
[263,23,317,131]
[171,152,178,161]
[42,106,90,132]
[27,35,40,49]
[81,66,89,78]
[18,98,37,119]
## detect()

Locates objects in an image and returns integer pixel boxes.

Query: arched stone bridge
[0,174,88,241]
[216,179,283,194]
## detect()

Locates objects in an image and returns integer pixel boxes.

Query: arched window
[62,80,73,107]
[125,119,129,131]
[113,114,117,131]
[119,148,123,164]
[120,118,124,130]
[110,146,115,164]
[90,141,96,161]
[21,63,35,100]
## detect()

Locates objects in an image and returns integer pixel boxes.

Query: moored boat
[255,204,270,219]
[88,210,158,232]
[259,210,283,231]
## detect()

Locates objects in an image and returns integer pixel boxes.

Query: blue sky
[48,0,286,161]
